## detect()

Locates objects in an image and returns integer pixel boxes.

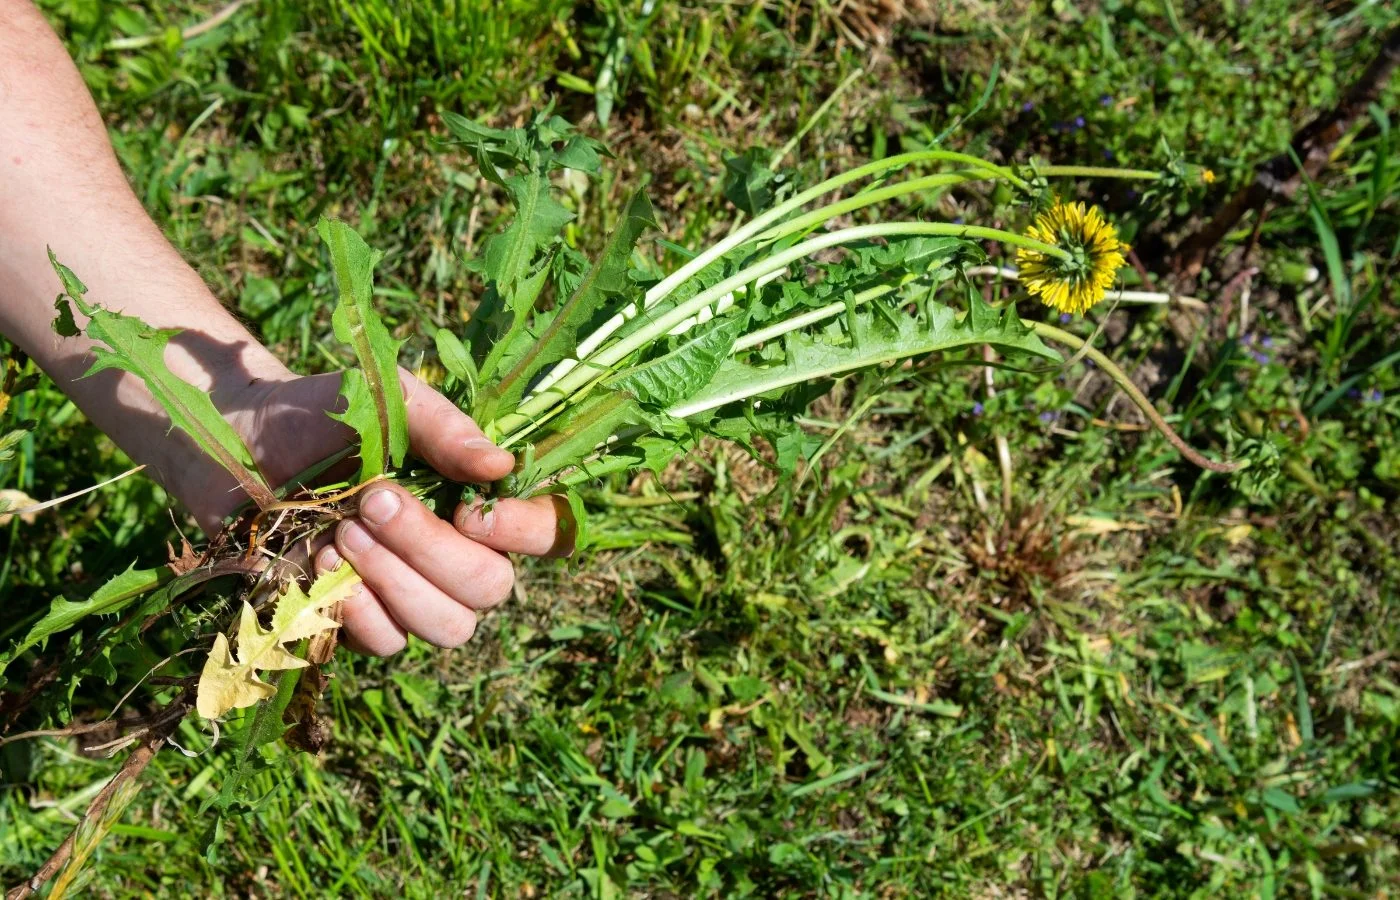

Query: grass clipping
[196,565,359,719]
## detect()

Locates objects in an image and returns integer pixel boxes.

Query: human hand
[184,368,572,656]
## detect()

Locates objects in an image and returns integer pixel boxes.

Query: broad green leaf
[723,148,777,215]
[553,135,604,172]
[434,327,477,401]
[443,108,605,187]
[317,219,409,482]
[441,112,524,186]
[672,297,1058,419]
[49,251,276,509]
[610,311,748,409]
[769,423,824,476]
[493,190,656,408]
[517,392,650,494]
[0,564,171,680]
[561,487,590,553]
[476,260,554,386]
[483,172,575,296]
[196,563,360,719]
[556,432,695,490]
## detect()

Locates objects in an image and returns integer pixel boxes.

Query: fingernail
[340,520,375,554]
[464,437,501,451]
[456,502,495,538]
[359,488,401,526]
[318,546,343,572]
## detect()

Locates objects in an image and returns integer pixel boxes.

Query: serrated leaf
[196,564,360,719]
[0,564,171,680]
[610,310,748,409]
[317,219,409,482]
[441,112,528,187]
[556,432,695,490]
[49,251,276,509]
[199,657,305,824]
[723,148,777,215]
[518,393,649,493]
[484,173,575,296]
[672,297,1058,419]
[443,109,606,186]
[476,260,554,385]
[553,135,604,173]
[493,190,656,408]
[770,424,823,476]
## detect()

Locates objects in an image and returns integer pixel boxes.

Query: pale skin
[0,0,570,655]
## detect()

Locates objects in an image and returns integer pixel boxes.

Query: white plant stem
[497,221,1065,440]
[524,153,1025,399]
[963,266,1207,309]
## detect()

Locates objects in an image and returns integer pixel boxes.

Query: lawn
[2,1,1398,897]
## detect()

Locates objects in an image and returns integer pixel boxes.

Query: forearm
[0,1,288,495]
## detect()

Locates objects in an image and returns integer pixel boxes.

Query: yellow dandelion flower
[1202,168,1217,184]
[1015,201,1129,316]
[415,360,447,387]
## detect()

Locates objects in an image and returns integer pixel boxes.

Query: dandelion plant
[25,109,1239,818]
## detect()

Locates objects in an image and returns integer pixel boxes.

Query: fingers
[398,369,515,484]
[313,545,406,657]
[328,482,514,649]
[454,494,575,558]
[326,524,483,649]
[348,482,517,606]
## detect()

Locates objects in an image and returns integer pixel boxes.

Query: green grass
[2,0,1399,896]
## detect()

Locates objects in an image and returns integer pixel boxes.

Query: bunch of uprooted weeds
[1,109,1238,891]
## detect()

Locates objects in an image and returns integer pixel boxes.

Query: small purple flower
[1059,313,1072,323]
[952,216,965,225]
[972,402,985,416]
[1126,189,1139,201]
[1074,116,1086,129]
[1252,351,1270,365]
[1241,333,1254,345]
[1102,148,1115,161]
[1038,411,1059,424]
[1261,336,1275,349]
[1084,357,1096,368]
[1099,94,1113,107]
[1347,387,1362,399]
[1367,388,1383,402]
[1022,100,1035,112]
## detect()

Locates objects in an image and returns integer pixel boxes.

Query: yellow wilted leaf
[1065,514,1149,536]
[196,564,360,719]
[1223,523,1253,545]
[0,489,39,526]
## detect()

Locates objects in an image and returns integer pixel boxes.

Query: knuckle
[430,397,462,431]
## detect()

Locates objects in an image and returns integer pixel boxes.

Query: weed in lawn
[2,1,1398,897]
